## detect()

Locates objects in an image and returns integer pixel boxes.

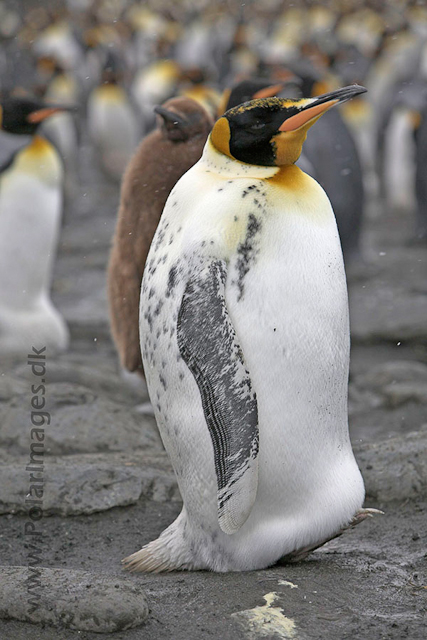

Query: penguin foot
[278,508,384,564]
[348,507,384,527]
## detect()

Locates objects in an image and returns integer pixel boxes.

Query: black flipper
[177,259,259,535]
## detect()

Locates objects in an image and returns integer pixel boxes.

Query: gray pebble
[0,566,149,632]
[0,382,161,456]
[349,288,427,342]
[354,425,427,501]
[0,451,179,516]
[355,360,427,390]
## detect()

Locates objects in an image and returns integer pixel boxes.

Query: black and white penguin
[87,51,140,181]
[123,85,379,573]
[0,97,70,355]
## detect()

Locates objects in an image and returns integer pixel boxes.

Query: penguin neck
[6,135,63,187]
[202,138,322,198]
[95,83,125,102]
[203,138,280,179]
[202,137,318,196]
[47,72,77,102]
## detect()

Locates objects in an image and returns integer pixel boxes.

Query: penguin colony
[0,0,423,571]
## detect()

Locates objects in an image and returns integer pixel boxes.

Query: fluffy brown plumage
[107,97,213,376]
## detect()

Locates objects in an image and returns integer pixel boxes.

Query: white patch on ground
[278,580,299,589]
[231,592,296,639]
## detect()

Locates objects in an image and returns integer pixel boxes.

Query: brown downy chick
[108,97,213,377]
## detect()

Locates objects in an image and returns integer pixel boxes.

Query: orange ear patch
[210,117,231,158]
[279,99,338,132]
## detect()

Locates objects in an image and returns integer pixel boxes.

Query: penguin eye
[251,122,266,130]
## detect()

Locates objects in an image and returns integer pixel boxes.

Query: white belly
[0,172,68,354]
[88,91,139,178]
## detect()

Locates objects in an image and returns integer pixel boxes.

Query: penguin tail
[122,511,197,573]
[122,542,178,573]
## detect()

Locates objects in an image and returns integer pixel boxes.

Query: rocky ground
[0,140,426,639]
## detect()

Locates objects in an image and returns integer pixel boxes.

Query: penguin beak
[252,83,285,99]
[279,84,367,132]
[154,106,187,127]
[27,105,77,123]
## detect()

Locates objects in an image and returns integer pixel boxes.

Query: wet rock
[0,375,27,401]
[355,360,427,391]
[0,382,160,456]
[0,566,149,632]
[13,359,147,405]
[355,426,427,502]
[382,382,427,407]
[349,279,427,342]
[348,384,382,416]
[352,361,427,410]
[349,402,427,444]
[0,452,179,516]
[348,362,427,443]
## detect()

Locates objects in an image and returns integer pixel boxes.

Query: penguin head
[154,97,213,143]
[211,84,367,167]
[0,97,73,135]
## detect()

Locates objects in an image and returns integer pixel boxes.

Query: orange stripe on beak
[279,99,338,132]
[27,107,64,123]
[253,83,284,99]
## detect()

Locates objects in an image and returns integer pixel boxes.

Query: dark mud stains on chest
[235,213,262,301]
[165,263,180,298]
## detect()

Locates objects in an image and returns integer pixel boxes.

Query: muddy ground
[0,137,426,639]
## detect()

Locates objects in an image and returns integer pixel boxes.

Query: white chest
[0,170,62,306]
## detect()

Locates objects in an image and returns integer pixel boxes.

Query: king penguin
[0,97,70,355]
[87,51,140,181]
[123,84,380,573]
[108,97,213,378]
